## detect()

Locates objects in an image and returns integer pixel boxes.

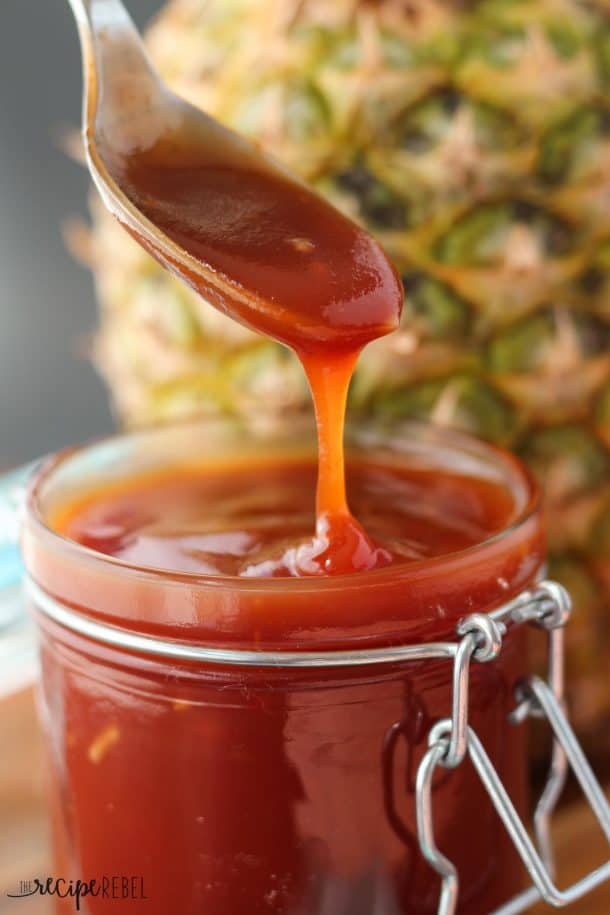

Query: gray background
[0,0,162,466]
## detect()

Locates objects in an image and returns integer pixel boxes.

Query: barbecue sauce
[93,82,402,575]
[53,456,517,578]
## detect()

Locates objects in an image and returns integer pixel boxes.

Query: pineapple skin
[88,0,610,740]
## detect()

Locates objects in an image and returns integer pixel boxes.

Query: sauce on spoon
[80,0,403,574]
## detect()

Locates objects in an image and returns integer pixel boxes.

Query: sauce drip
[89,16,402,575]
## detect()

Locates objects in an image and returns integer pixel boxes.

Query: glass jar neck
[22,419,543,652]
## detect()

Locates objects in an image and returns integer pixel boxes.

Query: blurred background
[2,1,610,911]
[0,0,160,467]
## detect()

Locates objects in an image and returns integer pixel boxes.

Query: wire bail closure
[414,580,610,914]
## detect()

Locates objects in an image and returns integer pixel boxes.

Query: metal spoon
[65,0,402,349]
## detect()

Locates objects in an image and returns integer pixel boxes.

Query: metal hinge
[414,581,610,914]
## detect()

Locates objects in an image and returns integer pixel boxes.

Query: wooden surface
[530,802,610,914]
[1,687,609,914]
[0,689,48,915]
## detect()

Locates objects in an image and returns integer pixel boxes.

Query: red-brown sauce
[33,28,544,911]
[52,456,516,577]
[97,104,402,575]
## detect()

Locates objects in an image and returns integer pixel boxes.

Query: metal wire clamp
[414,580,610,914]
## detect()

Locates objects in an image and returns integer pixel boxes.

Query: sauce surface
[53,457,516,578]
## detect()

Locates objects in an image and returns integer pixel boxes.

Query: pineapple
[83,0,610,743]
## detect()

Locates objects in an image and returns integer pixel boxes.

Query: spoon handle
[66,0,153,89]
[66,0,140,42]
[66,0,162,155]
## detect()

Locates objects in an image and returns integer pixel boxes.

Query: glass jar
[5,418,604,914]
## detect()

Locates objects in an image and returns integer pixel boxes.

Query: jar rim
[24,417,541,595]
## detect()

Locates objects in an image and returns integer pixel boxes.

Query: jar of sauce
[19,418,549,915]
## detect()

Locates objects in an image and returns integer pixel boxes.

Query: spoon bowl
[66,0,403,351]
